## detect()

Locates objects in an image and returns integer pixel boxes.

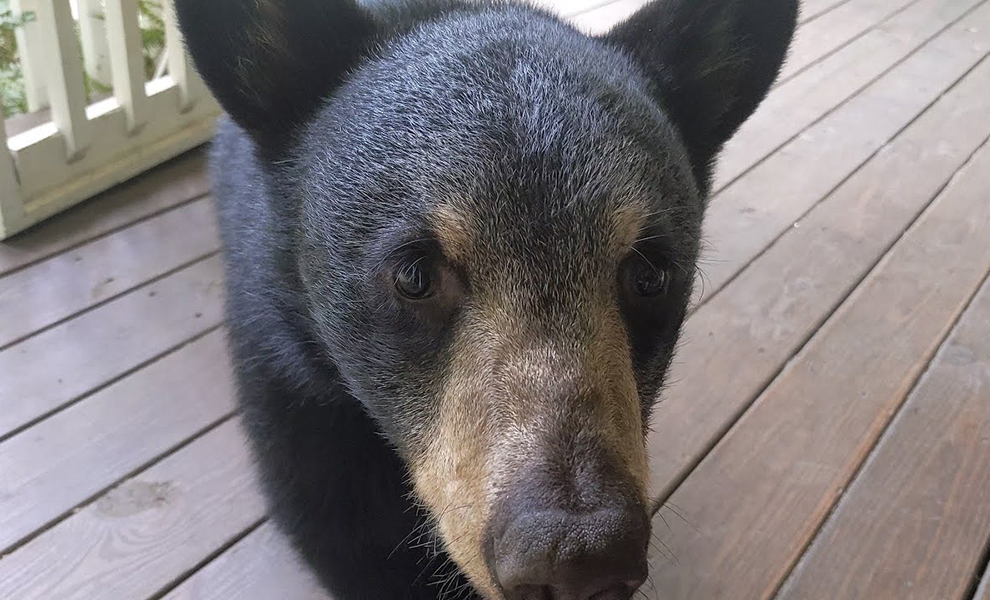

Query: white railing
[0,0,219,239]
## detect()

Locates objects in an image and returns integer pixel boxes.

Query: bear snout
[486,469,650,600]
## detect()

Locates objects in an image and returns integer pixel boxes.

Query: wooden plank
[35,0,92,158]
[563,0,839,32]
[162,523,331,600]
[647,135,990,598]
[104,0,150,131]
[699,5,990,303]
[776,276,990,600]
[560,0,617,17]
[0,195,218,348]
[533,0,615,19]
[779,0,918,83]
[0,420,265,600]
[714,0,981,192]
[799,0,852,22]
[977,569,990,600]
[0,255,224,440]
[569,0,647,34]
[0,330,235,554]
[648,49,990,502]
[0,148,209,277]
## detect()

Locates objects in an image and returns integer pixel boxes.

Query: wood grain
[0,330,235,554]
[161,523,331,600]
[799,0,854,22]
[648,49,990,501]
[568,0,647,33]
[0,420,265,600]
[779,0,918,82]
[0,148,208,277]
[0,255,224,440]
[533,0,619,19]
[699,5,990,303]
[714,0,981,191]
[571,0,873,36]
[776,272,990,599]
[976,568,990,600]
[0,196,219,348]
[647,133,990,599]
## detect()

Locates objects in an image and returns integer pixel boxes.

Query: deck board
[699,3,990,301]
[161,523,330,600]
[0,331,235,555]
[3,0,990,597]
[0,149,209,278]
[800,0,854,21]
[776,272,990,600]
[647,50,990,499]
[0,420,264,600]
[977,569,990,600]
[778,0,918,82]
[569,0,646,34]
[0,197,218,349]
[648,136,990,599]
[0,256,223,440]
[714,0,982,191]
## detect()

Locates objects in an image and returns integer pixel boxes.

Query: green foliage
[0,0,167,119]
[1,5,33,118]
[138,0,165,80]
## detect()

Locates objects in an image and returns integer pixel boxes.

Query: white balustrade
[1,0,219,239]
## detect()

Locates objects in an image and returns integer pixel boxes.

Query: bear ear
[603,0,798,192]
[175,0,377,149]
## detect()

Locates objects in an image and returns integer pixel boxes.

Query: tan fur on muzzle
[406,299,650,597]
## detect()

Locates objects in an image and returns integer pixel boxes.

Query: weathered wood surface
[649,136,990,599]
[0,255,224,440]
[0,197,218,349]
[648,48,990,500]
[0,149,209,277]
[0,331,235,554]
[777,273,990,599]
[0,420,265,600]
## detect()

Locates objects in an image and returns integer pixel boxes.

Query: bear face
[176,1,796,598]
[291,18,703,593]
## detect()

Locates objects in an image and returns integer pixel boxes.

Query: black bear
[174,0,796,598]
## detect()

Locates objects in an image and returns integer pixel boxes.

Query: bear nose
[490,504,649,600]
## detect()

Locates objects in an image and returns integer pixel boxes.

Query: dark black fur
[176,1,796,598]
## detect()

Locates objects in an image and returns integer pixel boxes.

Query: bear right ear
[175,0,377,149]
[603,0,797,193]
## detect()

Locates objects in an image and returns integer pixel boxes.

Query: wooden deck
[2,0,990,598]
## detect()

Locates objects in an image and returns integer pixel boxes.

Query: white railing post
[0,120,24,238]
[10,0,49,112]
[162,0,197,110]
[104,0,149,131]
[1,0,220,239]
[34,0,93,159]
[77,0,112,90]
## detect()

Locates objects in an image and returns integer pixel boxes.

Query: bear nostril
[508,584,637,600]
[492,506,649,600]
[506,582,640,600]
[512,585,554,600]
[588,583,642,600]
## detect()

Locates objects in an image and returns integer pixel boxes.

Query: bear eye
[394,259,434,300]
[625,255,669,297]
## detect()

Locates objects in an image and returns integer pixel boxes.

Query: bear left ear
[603,0,798,193]
[175,0,377,151]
